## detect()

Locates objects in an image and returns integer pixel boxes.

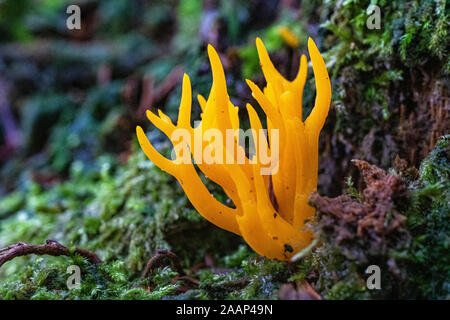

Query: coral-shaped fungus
[136,38,331,261]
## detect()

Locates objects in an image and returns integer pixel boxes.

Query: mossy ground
[0,0,448,299]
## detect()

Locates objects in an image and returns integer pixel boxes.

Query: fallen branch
[142,249,185,278]
[0,240,102,268]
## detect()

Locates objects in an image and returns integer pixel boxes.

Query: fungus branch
[136,37,331,261]
[0,240,102,268]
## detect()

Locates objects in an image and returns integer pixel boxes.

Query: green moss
[320,0,448,137]
[1,138,447,300]
[0,256,154,300]
[0,143,242,298]
[404,135,450,299]
[0,191,25,218]
[324,278,369,300]
[195,256,294,300]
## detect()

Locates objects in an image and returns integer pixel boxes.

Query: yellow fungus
[278,26,300,48]
[136,37,331,261]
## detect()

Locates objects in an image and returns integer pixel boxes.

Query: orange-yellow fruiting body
[278,26,299,48]
[136,37,331,261]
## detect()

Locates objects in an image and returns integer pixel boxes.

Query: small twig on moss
[172,275,200,287]
[141,250,202,294]
[0,240,102,268]
[172,275,201,293]
[142,249,185,278]
[290,238,320,262]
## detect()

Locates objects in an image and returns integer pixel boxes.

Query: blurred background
[0,0,321,195]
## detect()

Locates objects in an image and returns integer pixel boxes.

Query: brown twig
[172,275,201,293]
[142,249,202,293]
[0,240,102,268]
[136,66,184,120]
[142,249,185,278]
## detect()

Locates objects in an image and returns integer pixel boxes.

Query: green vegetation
[405,135,450,299]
